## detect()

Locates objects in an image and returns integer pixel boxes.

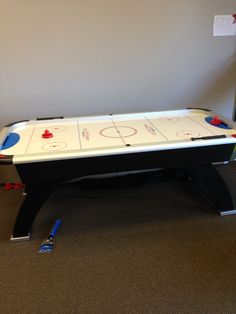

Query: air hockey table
[1,108,236,241]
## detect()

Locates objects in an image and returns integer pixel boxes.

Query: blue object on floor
[39,219,62,253]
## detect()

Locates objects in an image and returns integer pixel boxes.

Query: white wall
[0,0,236,128]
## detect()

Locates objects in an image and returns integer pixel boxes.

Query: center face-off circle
[42,142,67,151]
[100,126,137,138]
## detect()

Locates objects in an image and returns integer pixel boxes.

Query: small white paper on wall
[213,15,236,36]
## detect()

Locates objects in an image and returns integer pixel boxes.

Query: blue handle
[49,219,61,238]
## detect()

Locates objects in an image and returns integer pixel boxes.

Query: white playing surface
[1,109,236,163]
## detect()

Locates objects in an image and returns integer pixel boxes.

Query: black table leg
[11,182,54,241]
[187,164,236,215]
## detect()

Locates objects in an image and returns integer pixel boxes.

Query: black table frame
[9,143,236,241]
